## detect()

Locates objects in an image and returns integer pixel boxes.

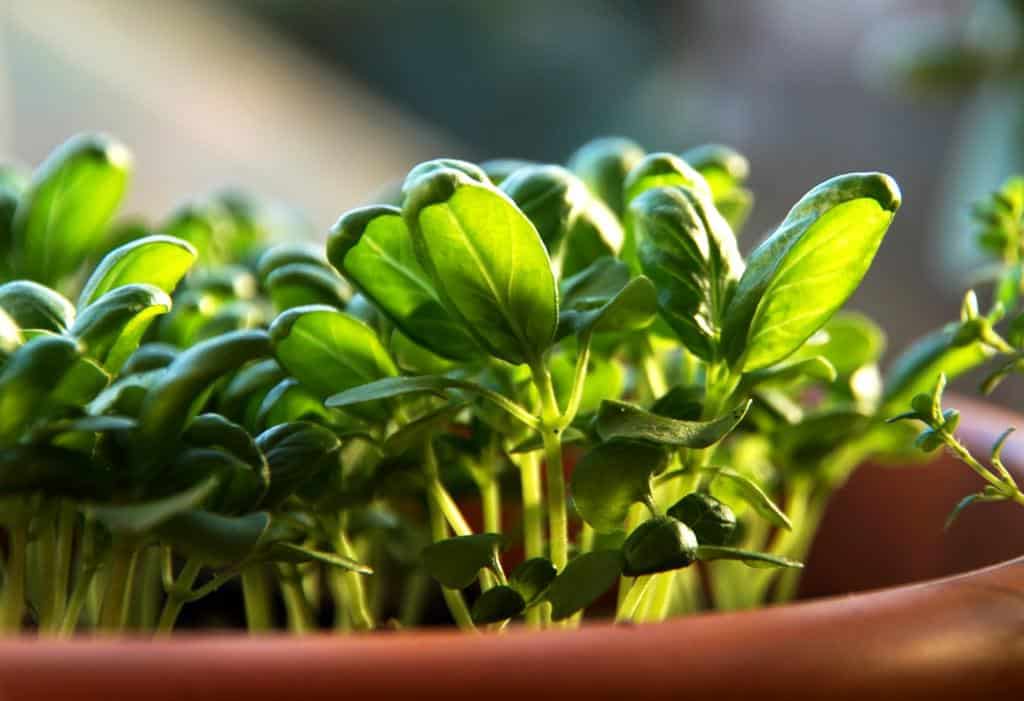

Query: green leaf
[421,533,504,589]
[480,159,537,184]
[568,136,646,216]
[166,447,267,515]
[500,164,590,251]
[623,152,711,207]
[721,172,901,371]
[264,262,350,312]
[596,399,751,448]
[0,444,113,499]
[546,550,624,620]
[70,284,172,372]
[570,441,668,532]
[0,281,76,333]
[944,489,1003,530]
[629,185,744,359]
[121,343,179,374]
[136,330,271,448]
[77,235,197,307]
[402,159,489,195]
[882,325,992,414]
[403,169,558,365]
[49,356,110,408]
[89,477,217,534]
[256,378,340,430]
[471,585,526,624]
[261,542,372,574]
[0,335,81,444]
[741,356,837,389]
[269,305,397,417]
[508,557,557,603]
[792,312,886,377]
[698,467,791,531]
[154,510,270,565]
[622,517,698,576]
[327,206,480,361]
[161,199,235,267]
[561,197,625,278]
[682,143,754,233]
[695,545,802,569]
[557,258,657,339]
[218,359,285,428]
[256,421,341,509]
[12,133,132,285]
[256,242,326,279]
[666,492,737,546]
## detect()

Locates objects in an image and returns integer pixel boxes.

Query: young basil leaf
[263,262,350,312]
[472,585,527,624]
[0,335,81,444]
[509,557,557,604]
[791,311,886,377]
[49,356,110,408]
[327,206,480,361]
[570,441,668,532]
[596,399,751,448]
[721,172,901,372]
[881,325,992,414]
[623,152,711,207]
[421,533,504,589]
[0,281,76,333]
[546,550,624,620]
[218,359,286,429]
[78,235,197,307]
[70,284,172,372]
[402,159,489,195]
[257,378,341,430]
[695,545,802,569]
[403,169,558,365]
[698,467,792,531]
[681,144,754,233]
[256,242,326,279]
[622,517,698,576]
[12,134,132,285]
[0,444,113,499]
[269,304,396,398]
[740,356,838,390]
[154,510,270,565]
[88,477,217,534]
[629,186,744,360]
[561,197,625,278]
[121,343,179,375]
[161,199,235,267]
[500,164,590,252]
[557,258,658,339]
[568,136,646,216]
[136,330,272,448]
[256,421,341,509]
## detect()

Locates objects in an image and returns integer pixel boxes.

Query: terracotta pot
[1,396,1023,700]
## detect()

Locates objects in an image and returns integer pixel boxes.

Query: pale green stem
[616,576,653,623]
[531,363,568,573]
[241,565,273,632]
[99,538,139,632]
[335,528,374,631]
[59,518,98,637]
[1,522,28,631]
[156,557,202,634]
[279,566,312,634]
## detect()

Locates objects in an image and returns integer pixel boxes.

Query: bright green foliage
[0,131,940,637]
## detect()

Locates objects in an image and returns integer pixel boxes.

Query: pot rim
[1,395,1023,699]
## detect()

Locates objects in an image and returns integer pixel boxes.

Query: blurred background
[1,0,1020,367]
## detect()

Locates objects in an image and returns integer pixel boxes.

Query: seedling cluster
[0,131,1002,636]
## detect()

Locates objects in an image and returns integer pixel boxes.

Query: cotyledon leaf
[596,399,752,448]
[403,168,558,365]
[0,280,76,333]
[327,205,480,361]
[77,234,197,307]
[721,172,901,372]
